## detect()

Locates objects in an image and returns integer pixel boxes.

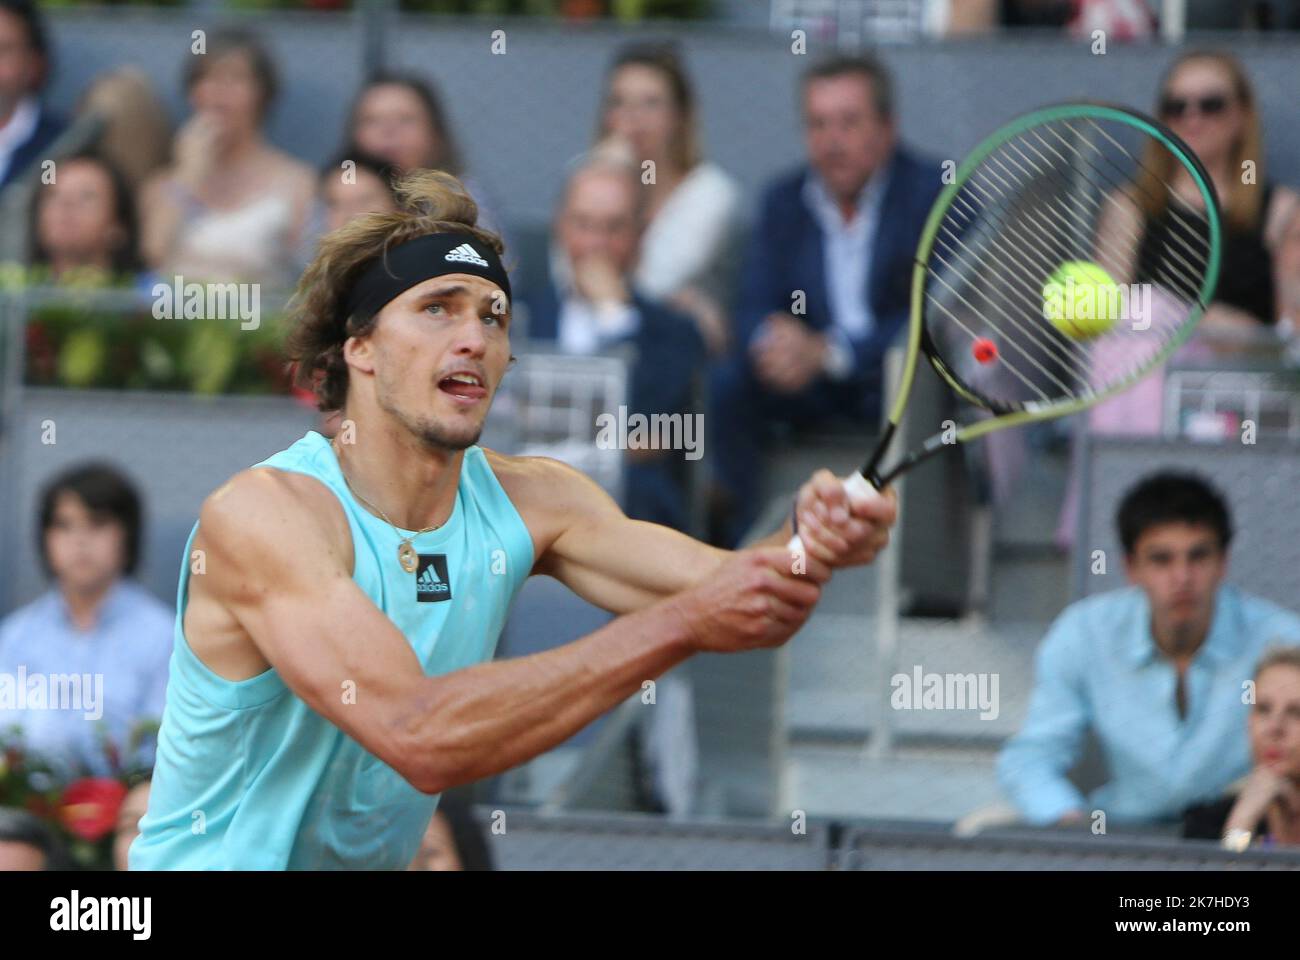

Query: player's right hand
[669,546,827,655]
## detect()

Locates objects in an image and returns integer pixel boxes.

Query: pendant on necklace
[398,540,419,574]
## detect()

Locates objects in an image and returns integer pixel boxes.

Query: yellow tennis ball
[1041,261,1121,338]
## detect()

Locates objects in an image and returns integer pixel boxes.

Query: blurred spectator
[0,0,63,191]
[139,28,315,288]
[112,778,150,870]
[0,808,71,870]
[1183,647,1300,848]
[0,464,172,778]
[1068,0,1155,40]
[943,0,1299,35]
[1056,49,1300,546]
[1274,203,1300,332]
[320,148,398,233]
[519,153,705,532]
[1104,50,1300,331]
[344,71,505,237]
[76,66,172,195]
[292,151,400,435]
[999,472,1300,827]
[407,792,493,871]
[516,156,703,815]
[30,152,141,285]
[708,54,941,546]
[592,42,741,356]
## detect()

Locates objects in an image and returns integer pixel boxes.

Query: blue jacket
[735,146,942,410]
[520,275,705,423]
[1,107,65,190]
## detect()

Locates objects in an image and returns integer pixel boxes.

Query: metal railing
[471,804,1300,870]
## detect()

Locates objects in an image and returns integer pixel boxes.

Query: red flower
[58,778,129,842]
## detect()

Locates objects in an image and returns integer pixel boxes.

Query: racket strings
[953,172,1112,357]
[924,115,1214,408]
[939,175,1116,388]
[1050,121,1214,313]
[933,197,1097,387]
[990,132,1206,302]
[1050,121,1214,300]
[970,144,1199,350]
[945,151,1125,351]
[1022,120,1212,299]
[953,146,1149,340]
[1010,132,1209,320]
[923,252,1086,401]
[1075,117,1215,276]
[995,136,1158,279]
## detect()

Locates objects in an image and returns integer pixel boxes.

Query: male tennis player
[130,170,896,870]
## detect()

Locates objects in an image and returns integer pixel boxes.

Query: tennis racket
[792,101,1222,547]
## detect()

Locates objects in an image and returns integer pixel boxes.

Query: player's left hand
[791,469,897,568]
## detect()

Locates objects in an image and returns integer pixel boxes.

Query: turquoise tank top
[129,431,533,870]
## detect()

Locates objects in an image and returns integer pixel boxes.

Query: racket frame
[861,101,1223,489]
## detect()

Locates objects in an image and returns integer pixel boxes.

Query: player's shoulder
[197,466,346,555]
[480,448,618,538]
[481,449,603,505]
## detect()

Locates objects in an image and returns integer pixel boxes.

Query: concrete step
[780,745,1006,822]
[785,616,1043,742]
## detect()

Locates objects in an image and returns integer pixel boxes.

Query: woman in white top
[139,29,315,291]
[342,72,506,240]
[593,43,742,356]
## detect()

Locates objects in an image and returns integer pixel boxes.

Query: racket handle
[786,471,888,556]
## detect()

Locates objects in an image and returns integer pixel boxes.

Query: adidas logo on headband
[445,243,489,267]
[341,233,512,322]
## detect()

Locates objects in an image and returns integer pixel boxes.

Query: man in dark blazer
[709,54,942,545]
[0,0,64,192]
[515,156,706,533]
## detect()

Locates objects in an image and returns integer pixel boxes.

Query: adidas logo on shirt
[415,554,452,602]
[444,243,489,268]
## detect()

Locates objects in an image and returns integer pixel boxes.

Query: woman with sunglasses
[1139,50,1299,331]
[1055,50,1299,549]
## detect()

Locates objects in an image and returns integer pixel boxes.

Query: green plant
[1,720,158,870]
[22,300,293,396]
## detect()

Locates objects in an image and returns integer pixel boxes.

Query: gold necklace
[332,439,441,574]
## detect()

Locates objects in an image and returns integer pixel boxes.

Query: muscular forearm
[403,597,697,793]
[548,521,730,615]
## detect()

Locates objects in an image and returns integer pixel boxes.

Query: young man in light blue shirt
[998,472,1300,827]
[0,464,172,777]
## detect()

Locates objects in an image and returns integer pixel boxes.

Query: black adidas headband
[341,233,512,326]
